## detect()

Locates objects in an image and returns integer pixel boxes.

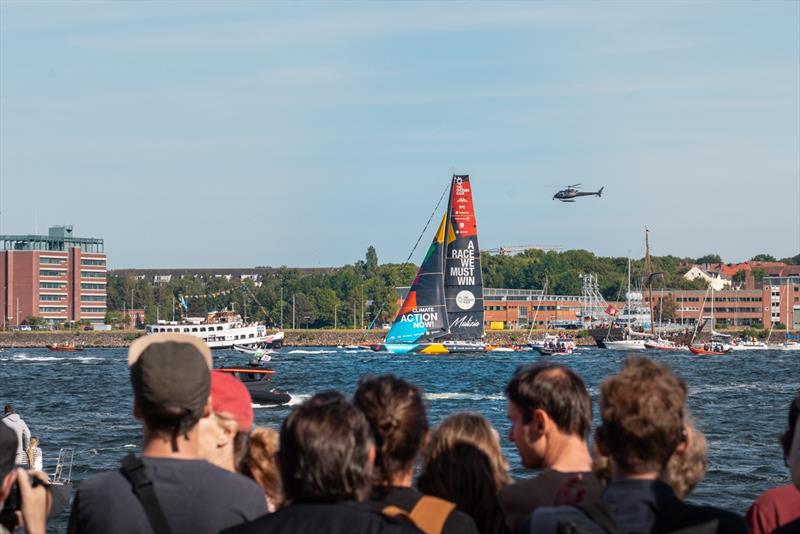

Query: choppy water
[2,346,798,531]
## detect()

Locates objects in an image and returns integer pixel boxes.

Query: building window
[40,257,65,264]
[39,306,67,313]
[40,295,63,301]
[81,271,106,278]
[81,295,105,302]
[80,307,106,313]
[81,283,106,290]
[80,259,106,266]
[39,270,63,277]
[40,282,66,289]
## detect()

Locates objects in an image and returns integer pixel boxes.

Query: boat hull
[689,346,732,355]
[382,342,487,354]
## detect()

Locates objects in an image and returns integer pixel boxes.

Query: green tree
[752,268,767,283]
[732,270,747,286]
[365,246,379,277]
[695,254,722,264]
[752,254,776,262]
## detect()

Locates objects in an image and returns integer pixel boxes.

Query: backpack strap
[409,496,456,534]
[120,454,173,534]
[383,496,456,534]
[575,501,624,534]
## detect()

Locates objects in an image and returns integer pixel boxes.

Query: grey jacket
[1,413,31,457]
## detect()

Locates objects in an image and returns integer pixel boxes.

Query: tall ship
[146,310,284,350]
[377,174,486,354]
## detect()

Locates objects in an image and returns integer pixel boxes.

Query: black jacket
[224,501,423,534]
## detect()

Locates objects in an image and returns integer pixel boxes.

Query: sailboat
[379,174,486,354]
[689,285,733,355]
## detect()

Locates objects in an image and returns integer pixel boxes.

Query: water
[2,346,798,531]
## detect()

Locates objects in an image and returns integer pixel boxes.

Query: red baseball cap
[210,371,254,432]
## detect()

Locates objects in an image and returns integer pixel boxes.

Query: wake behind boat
[376,174,486,354]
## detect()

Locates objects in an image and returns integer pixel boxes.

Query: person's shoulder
[442,507,479,534]
[752,483,800,508]
[76,469,129,497]
[676,501,748,534]
[528,505,601,534]
[225,502,422,534]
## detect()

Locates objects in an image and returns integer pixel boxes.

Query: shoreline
[0,329,599,348]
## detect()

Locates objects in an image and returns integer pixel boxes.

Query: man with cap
[67,334,266,534]
[198,371,254,474]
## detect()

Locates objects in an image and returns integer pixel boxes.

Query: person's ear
[673,424,690,457]
[132,398,143,420]
[595,426,610,457]
[203,398,213,418]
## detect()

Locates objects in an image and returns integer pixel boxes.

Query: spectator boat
[215,367,292,405]
[689,342,733,355]
[46,342,83,352]
[146,311,284,350]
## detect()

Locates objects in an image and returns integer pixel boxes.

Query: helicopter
[552,184,604,202]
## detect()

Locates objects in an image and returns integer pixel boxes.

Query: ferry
[146,310,284,350]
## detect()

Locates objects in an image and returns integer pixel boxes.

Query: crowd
[1,332,799,534]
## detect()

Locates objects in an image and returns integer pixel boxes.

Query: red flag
[605,305,619,317]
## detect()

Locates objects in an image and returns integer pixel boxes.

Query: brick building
[1,226,107,327]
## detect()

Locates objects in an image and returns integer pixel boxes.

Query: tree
[365,246,379,276]
[695,254,722,264]
[752,254,776,262]
[732,270,747,286]
[780,254,800,265]
[751,268,767,283]
[658,296,677,322]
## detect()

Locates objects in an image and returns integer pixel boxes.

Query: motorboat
[644,338,686,351]
[689,342,733,355]
[215,367,292,406]
[529,333,576,352]
[46,342,83,352]
[537,345,574,356]
[730,338,768,351]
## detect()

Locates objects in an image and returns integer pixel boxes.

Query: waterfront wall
[0,329,599,348]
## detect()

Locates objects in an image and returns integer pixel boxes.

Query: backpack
[383,495,456,534]
[556,500,721,534]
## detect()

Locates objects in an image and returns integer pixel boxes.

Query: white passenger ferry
[146,311,284,349]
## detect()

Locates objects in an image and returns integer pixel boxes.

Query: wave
[425,392,505,401]
[286,349,338,355]
[0,354,104,362]
[252,393,309,409]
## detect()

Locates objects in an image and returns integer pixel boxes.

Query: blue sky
[1,1,798,268]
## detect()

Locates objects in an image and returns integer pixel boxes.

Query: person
[25,438,43,474]
[499,363,602,532]
[353,375,478,534]
[0,424,50,534]
[529,356,747,533]
[1,406,30,467]
[747,394,800,534]
[418,413,509,534]
[240,426,282,512]
[226,391,420,534]
[67,333,266,534]
[591,417,708,500]
[198,371,254,473]
[422,412,511,492]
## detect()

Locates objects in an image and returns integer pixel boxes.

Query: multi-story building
[1,226,107,327]
[763,276,800,330]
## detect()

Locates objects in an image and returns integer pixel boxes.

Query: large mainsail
[443,174,484,340]
[385,214,449,344]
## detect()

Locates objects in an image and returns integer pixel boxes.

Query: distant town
[1,226,798,333]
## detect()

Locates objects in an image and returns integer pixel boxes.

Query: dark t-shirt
[225,501,423,534]
[67,457,266,534]
[528,479,747,534]
[371,486,479,534]
[498,469,602,533]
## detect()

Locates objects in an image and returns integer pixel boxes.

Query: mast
[645,228,655,336]
[527,277,548,342]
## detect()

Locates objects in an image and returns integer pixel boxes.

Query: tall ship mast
[378,174,486,354]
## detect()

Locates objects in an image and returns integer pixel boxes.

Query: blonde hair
[241,426,283,509]
[666,420,707,500]
[425,412,511,489]
[29,436,40,448]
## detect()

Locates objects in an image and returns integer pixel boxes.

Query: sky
[1,1,798,269]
